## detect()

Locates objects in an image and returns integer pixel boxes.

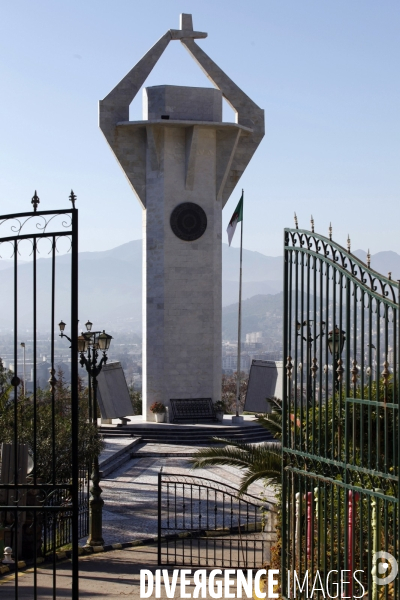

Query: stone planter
[155,412,165,423]
[215,411,224,422]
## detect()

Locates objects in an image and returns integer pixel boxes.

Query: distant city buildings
[222,332,283,374]
[1,329,285,387]
[245,331,267,344]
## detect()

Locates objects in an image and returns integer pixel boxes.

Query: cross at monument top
[180,13,193,30]
[170,13,207,40]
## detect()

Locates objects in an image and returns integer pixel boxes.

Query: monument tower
[99,14,264,420]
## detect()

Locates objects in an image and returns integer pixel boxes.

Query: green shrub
[129,389,142,415]
[0,363,103,483]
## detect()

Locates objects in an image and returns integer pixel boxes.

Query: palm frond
[255,396,283,439]
[237,468,280,495]
[256,413,282,438]
[190,437,282,495]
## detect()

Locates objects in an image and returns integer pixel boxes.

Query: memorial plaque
[244,360,283,413]
[96,362,133,419]
[170,202,207,241]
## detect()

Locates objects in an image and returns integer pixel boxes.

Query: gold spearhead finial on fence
[336,358,344,383]
[381,361,390,386]
[286,356,293,378]
[311,357,318,379]
[351,359,358,384]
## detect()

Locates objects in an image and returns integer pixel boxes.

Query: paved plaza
[95,439,276,546]
[1,437,277,598]
[0,544,274,599]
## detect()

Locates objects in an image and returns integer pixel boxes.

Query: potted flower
[213,400,226,422]
[150,401,166,423]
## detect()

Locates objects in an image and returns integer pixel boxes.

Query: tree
[0,358,12,411]
[191,438,281,495]
[0,365,103,483]
[255,396,282,439]
[221,371,249,414]
[128,385,142,415]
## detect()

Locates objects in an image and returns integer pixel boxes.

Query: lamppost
[296,320,325,405]
[327,325,346,459]
[20,342,26,396]
[58,319,112,546]
[327,325,346,391]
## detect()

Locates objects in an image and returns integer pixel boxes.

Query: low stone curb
[0,518,273,580]
[99,437,143,478]
[132,452,200,458]
[73,536,159,560]
[0,536,159,579]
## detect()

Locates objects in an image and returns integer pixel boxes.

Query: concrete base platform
[99,415,272,446]
[231,415,244,424]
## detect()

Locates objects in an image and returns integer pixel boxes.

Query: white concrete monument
[99,14,264,421]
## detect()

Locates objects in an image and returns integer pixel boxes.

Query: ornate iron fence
[282,223,400,599]
[158,471,274,569]
[42,471,89,555]
[0,196,80,598]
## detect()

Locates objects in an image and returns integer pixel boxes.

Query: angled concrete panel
[96,362,133,420]
[244,360,283,413]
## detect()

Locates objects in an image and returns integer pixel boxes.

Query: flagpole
[235,190,244,418]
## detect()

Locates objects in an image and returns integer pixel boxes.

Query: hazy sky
[0,1,399,257]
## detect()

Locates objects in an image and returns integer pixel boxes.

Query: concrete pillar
[141,86,223,418]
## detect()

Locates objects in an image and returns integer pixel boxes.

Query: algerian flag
[226,192,243,246]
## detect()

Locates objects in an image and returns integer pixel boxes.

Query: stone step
[99,424,272,445]
[99,438,142,478]
[135,432,270,439]
[99,423,268,433]
[135,429,270,439]
[132,450,201,458]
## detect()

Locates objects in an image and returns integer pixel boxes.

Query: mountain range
[0,241,399,335]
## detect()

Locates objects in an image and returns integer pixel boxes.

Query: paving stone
[83,443,277,547]
[0,545,276,599]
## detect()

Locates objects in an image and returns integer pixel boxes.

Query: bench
[170,398,218,424]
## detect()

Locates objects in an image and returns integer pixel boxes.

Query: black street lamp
[327,325,346,390]
[296,320,325,405]
[59,319,113,546]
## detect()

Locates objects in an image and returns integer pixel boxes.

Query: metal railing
[0,197,80,598]
[282,225,399,599]
[158,471,274,569]
[42,472,89,554]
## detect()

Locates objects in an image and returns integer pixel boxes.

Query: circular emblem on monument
[170,203,207,242]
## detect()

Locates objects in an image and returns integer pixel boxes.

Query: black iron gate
[158,471,271,568]
[282,223,400,599]
[0,195,80,598]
